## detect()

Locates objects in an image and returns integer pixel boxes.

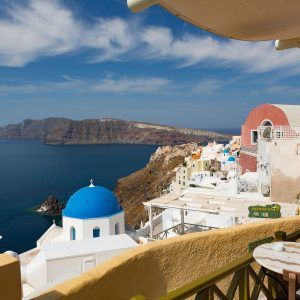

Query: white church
[17,180,137,298]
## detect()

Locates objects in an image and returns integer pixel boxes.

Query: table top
[253,242,300,274]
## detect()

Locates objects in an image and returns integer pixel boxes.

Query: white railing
[240,145,257,156]
[258,126,300,140]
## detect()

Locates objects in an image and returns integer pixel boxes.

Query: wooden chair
[283,270,300,300]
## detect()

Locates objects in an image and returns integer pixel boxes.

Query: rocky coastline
[0,117,231,146]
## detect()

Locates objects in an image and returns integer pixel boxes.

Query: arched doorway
[115,223,120,235]
[70,226,76,240]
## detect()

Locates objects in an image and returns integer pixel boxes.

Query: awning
[127,0,300,49]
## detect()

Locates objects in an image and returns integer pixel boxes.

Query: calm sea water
[0,140,156,253]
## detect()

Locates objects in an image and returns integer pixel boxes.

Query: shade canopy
[128,0,300,43]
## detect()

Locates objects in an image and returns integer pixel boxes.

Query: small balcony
[240,145,257,157]
[258,126,300,141]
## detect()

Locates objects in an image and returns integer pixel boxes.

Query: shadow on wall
[33,216,300,300]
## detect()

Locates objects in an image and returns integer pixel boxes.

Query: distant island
[0,117,231,145]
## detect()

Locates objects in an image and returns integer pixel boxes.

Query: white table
[253,242,300,274]
[253,242,300,300]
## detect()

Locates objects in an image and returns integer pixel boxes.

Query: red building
[240,103,300,173]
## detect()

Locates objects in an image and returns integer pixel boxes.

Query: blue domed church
[62,180,125,241]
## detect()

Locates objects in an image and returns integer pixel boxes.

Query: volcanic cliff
[0,117,230,145]
[114,143,199,227]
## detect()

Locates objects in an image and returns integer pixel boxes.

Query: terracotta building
[240,103,300,202]
[240,103,300,173]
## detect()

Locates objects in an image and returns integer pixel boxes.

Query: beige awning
[128,0,300,46]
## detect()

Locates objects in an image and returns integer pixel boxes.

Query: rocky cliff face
[0,117,230,145]
[114,143,198,227]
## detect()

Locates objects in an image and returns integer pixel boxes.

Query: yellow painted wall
[34,216,300,300]
[0,254,21,300]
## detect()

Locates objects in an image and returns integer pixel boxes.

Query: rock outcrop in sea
[36,196,65,216]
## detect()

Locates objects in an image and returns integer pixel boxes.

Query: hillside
[115,143,199,227]
[0,117,230,145]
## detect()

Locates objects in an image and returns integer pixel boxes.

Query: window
[251,130,258,144]
[275,131,283,139]
[93,227,100,238]
[70,226,76,240]
[115,223,120,235]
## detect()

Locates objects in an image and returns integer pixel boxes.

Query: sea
[0,140,157,253]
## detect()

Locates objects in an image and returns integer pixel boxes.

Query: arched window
[261,120,273,126]
[115,223,120,235]
[70,226,76,241]
[93,227,100,238]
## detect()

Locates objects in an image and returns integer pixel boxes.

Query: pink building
[240,103,300,174]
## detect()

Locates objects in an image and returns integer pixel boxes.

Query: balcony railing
[131,230,300,300]
[240,145,257,156]
[152,223,218,240]
[258,126,300,140]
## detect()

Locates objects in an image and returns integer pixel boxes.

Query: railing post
[149,205,153,239]
[267,271,280,299]
[180,209,184,234]
[195,286,214,300]
[239,266,250,300]
[275,231,286,241]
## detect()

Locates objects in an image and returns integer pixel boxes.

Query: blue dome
[228,156,236,162]
[63,185,122,219]
[223,149,230,153]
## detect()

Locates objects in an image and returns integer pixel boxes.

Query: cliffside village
[9,103,300,298]
[143,103,300,239]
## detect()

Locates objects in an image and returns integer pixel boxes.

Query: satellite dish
[262,126,272,140]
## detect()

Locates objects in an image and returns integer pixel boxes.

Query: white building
[19,181,137,298]
[201,141,224,160]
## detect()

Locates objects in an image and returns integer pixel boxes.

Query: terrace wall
[32,216,300,300]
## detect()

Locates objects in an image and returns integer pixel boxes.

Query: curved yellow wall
[34,216,300,300]
[0,254,21,300]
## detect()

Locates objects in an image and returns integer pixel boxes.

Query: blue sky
[0,0,299,131]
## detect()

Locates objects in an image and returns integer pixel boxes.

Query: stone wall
[271,141,300,202]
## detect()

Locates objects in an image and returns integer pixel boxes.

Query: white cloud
[141,27,300,73]
[84,18,136,63]
[0,75,171,95]
[1,0,300,75]
[191,79,225,94]
[90,76,171,93]
[0,0,133,66]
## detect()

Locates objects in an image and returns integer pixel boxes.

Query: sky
[0,0,299,132]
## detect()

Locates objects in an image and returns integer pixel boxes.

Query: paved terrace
[144,189,298,218]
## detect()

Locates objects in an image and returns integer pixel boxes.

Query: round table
[253,242,300,274]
